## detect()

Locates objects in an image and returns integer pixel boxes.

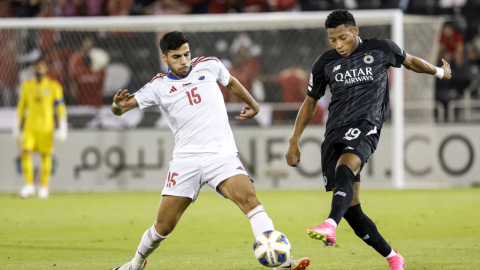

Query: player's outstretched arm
[226,76,260,120]
[402,53,452,80]
[112,89,139,116]
[286,96,317,167]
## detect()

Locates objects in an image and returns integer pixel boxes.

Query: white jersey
[135,56,238,154]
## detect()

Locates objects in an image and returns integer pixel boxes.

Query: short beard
[168,63,190,79]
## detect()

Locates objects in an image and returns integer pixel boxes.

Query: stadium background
[1,0,479,191]
[1,1,480,269]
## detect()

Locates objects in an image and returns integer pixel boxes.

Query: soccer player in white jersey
[111,31,310,270]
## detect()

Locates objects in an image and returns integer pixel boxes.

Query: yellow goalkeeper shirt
[17,76,66,133]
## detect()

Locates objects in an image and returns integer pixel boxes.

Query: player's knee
[232,192,260,214]
[246,195,261,210]
[337,154,361,175]
[239,194,260,212]
[350,190,361,206]
[154,219,176,236]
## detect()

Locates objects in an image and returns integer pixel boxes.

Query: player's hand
[55,128,68,142]
[114,89,136,107]
[236,106,258,120]
[12,117,21,144]
[55,117,68,142]
[440,59,451,80]
[12,127,21,144]
[286,141,301,167]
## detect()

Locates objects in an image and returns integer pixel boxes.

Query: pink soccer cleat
[306,222,337,247]
[387,251,405,270]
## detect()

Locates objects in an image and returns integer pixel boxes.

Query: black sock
[343,204,392,257]
[327,165,355,225]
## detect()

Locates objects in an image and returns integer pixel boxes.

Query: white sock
[385,249,397,259]
[132,223,169,270]
[247,205,275,238]
[325,218,338,227]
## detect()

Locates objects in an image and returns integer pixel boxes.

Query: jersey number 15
[166,172,178,188]
[186,87,201,106]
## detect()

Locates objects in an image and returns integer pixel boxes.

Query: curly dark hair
[325,9,356,29]
[159,31,189,54]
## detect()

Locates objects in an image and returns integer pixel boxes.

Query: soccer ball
[253,230,291,267]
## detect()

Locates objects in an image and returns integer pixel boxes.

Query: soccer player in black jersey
[286,9,451,270]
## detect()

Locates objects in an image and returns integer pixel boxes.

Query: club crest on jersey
[333,65,341,72]
[364,53,374,64]
[335,67,373,85]
[198,75,205,80]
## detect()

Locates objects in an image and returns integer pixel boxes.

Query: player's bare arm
[225,76,260,120]
[402,53,452,80]
[286,95,318,167]
[112,89,138,116]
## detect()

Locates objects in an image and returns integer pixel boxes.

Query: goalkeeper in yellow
[14,58,68,199]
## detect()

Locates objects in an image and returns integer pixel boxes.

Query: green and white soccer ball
[253,230,291,267]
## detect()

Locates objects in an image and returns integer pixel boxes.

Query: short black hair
[159,31,188,55]
[325,9,356,29]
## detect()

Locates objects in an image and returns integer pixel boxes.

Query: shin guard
[328,165,355,225]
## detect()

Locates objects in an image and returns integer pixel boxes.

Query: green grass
[1,188,479,269]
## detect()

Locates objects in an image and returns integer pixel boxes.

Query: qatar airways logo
[335,67,373,85]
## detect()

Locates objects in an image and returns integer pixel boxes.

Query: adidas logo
[236,166,244,171]
[345,146,354,150]
[169,86,177,93]
[334,191,346,197]
[333,65,341,72]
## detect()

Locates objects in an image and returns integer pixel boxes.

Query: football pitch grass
[1,188,479,270]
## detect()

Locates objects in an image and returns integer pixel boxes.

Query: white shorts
[161,152,249,202]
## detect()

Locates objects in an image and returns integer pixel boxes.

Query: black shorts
[321,120,381,191]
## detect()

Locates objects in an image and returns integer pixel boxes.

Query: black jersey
[307,38,406,132]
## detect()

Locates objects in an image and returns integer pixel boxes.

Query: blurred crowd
[1,0,478,17]
[437,21,480,112]
[0,0,406,17]
[1,0,479,124]
[0,30,110,108]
